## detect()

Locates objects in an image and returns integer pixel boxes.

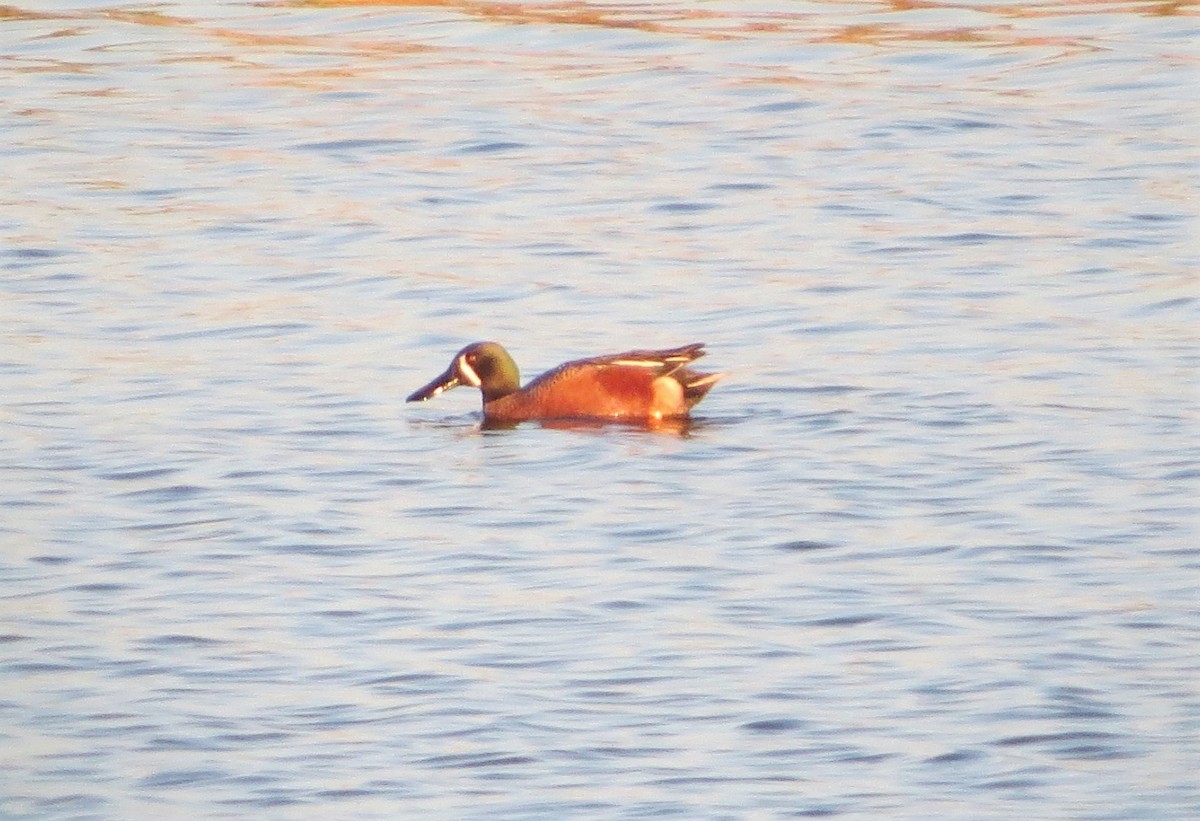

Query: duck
[406,341,723,424]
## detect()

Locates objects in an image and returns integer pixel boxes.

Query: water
[2,1,1198,818]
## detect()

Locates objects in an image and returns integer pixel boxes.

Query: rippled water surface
[3,1,1198,818]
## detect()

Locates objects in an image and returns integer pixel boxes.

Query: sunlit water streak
[2,1,1197,818]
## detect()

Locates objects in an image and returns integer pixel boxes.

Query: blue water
[2,1,1197,818]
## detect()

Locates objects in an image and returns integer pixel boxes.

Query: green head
[406,341,520,404]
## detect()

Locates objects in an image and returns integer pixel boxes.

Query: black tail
[680,369,724,408]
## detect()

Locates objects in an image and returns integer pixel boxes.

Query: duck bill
[406,368,461,402]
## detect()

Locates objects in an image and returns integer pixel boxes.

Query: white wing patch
[609,358,663,368]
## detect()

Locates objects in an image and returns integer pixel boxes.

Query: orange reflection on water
[294,0,1199,36]
[5,0,1194,72]
[482,415,703,436]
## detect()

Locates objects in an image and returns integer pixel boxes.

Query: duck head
[406,341,521,405]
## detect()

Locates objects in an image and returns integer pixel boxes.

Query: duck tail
[680,369,725,407]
